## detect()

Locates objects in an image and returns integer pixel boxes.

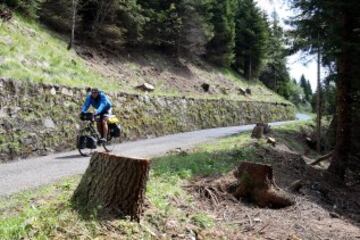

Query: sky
[255,0,322,91]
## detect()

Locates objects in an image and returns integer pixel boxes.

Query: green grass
[0,14,120,92]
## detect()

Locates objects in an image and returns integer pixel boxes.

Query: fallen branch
[310,151,333,166]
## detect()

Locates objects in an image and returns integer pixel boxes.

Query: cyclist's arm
[81,95,92,113]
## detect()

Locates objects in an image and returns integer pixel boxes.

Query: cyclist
[81,88,112,143]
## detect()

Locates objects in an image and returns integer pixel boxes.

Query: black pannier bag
[77,135,97,149]
[109,123,122,138]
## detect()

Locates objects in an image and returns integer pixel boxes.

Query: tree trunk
[67,0,77,50]
[72,152,150,221]
[325,115,337,150]
[248,56,252,80]
[316,33,322,153]
[228,162,294,209]
[327,14,351,179]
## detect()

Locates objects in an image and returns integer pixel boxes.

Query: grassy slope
[0,121,315,240]
[0,14,288,103]
[0,15,111,90]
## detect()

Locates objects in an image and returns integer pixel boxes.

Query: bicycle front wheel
[78,148,94,157]
[102,137,115,153]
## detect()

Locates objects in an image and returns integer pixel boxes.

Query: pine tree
[300,74,312,102]
[259,10,291,99]
[178,0,214,56]
[206,0,236,67]
[234,0,268,80]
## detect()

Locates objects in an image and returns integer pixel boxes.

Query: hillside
[0,15,288,103]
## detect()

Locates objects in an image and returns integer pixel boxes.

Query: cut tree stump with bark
[251,123,270,139]
[72,152,150,221]
[251,124,264,139]
[228,162,294,209]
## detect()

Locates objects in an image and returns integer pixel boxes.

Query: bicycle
[76,112,122,157]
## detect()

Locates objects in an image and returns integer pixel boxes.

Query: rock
[201,83,210,92]
[50,87,57,95]
[22,137,34,145]
[246,88,252,95]
[135,83,155,92]
[43,117,56,129]
[61,88,73,96]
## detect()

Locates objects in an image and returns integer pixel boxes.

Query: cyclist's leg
[96,108,111,140]
[102,108,112,140]
[102,118,109,139]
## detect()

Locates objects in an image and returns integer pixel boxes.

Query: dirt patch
[187,145,360,240]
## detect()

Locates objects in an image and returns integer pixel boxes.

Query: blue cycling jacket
[81,91,112,115]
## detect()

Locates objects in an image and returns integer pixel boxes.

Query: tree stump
[251,124,264,139]
[238,87,247,95]
[135,83,155,92]
[251,123,271,139]
[228,162,294,208]
[201,83,210,92]
[72,152,150,221]
[262,123,271,134]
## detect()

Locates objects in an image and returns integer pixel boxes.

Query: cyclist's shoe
[98,138,107,144]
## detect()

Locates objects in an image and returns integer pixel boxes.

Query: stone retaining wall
[0,78,295,161]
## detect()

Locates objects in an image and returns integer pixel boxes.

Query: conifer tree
[234,0,268,79]
[206,0,236,67]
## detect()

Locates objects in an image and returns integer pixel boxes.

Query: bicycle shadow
[55,154,85,160]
